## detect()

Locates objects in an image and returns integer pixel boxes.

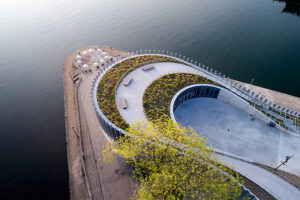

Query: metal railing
[86,49,300,138]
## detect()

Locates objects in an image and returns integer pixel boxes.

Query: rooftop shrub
[143,73,219,121]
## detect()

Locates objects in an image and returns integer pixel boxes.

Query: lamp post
[274,155,293,171]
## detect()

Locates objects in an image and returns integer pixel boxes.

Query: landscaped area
[97,55,184,129]
[143,73,219,121]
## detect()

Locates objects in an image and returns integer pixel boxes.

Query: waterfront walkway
[64,46,135,200]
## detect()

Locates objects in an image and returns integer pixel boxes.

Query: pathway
[114,61,300,199]
[217,154,300,200]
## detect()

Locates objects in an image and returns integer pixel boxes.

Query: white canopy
[75,55,82,60]
[88,49,95,53]
[82,51,88,56]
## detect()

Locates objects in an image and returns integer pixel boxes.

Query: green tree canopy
[103,117,242,200]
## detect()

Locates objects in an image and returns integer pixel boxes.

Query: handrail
[86,50,299,139]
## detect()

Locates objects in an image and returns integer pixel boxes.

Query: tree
[103,116,242,200]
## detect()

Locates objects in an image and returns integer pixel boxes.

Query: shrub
[143,73,219,121]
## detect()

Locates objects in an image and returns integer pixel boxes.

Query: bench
[142,65,155,71]
[120,98,127,109]
[124,77,133,86]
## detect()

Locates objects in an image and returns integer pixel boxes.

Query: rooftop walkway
[115,62,210,123]
[114,61,300,199]
[217,154,300,200]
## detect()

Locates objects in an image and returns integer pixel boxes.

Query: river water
[0,0,299,199]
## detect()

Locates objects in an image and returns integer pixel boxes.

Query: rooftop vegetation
[97,55,185,130]
[143,73,220,121]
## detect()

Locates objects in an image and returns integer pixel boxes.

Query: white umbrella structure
[82,51,88,56]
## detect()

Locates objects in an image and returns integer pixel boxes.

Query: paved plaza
[174,98,300,176]
[116,62,206,123]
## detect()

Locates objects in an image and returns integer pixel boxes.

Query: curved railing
[88,50,299,137]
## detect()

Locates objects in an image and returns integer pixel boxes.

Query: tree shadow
[275,0,300,17]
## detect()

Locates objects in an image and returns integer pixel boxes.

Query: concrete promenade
[240,82,300,113]
[63,46,135,200]
[174,97,300,176]
[63,47,89,200]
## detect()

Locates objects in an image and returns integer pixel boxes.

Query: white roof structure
[75,55,82,60]
[88,49,94,53]
[82,64,88,68]
[82,51,88,56]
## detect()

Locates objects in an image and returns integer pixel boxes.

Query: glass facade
[173,85,220,112]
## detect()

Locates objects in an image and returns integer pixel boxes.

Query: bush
[143,73,219,121]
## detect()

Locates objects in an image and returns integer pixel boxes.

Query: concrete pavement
[216,154,300,200]
[64,46,136,200]
[174,98,300,176]
[78,47,136,200]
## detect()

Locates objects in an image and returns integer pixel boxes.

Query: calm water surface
[0,0,299,199]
